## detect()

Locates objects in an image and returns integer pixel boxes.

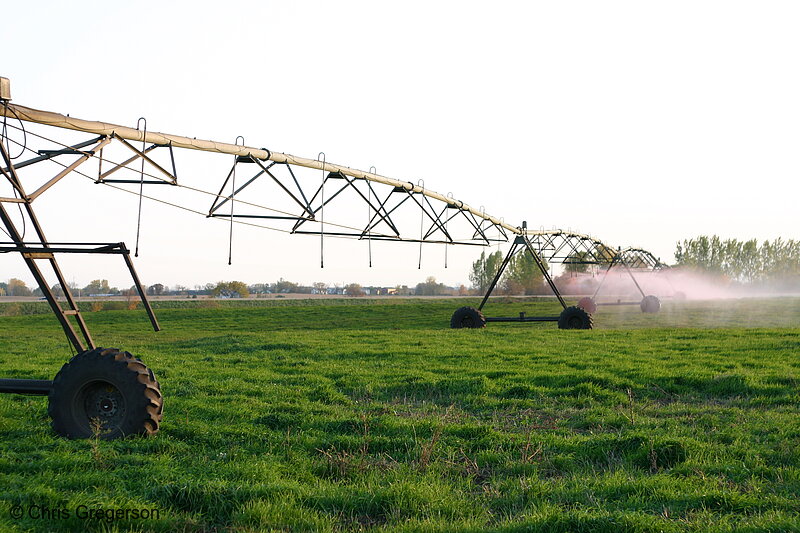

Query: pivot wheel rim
[76,380,127,431]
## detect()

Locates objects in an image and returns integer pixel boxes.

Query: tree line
[675,235,800,284]
[5,235,794,298]
[468,235,800,294]
[0,277,466,298]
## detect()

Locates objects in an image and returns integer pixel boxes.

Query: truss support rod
[478,239,520,311]
[252,158,314,217]
[292,177,362,233]
[284,164,312,212]
[358,184,401,237]
[592,256,617,300]
[209,167,265,214]
[338,175,401,238]
[28,137,111,201]
[111,134,179,184]
[96,142,159,181]
[0,142,90,352]
[521,236,567,310]
[423,204,457,242]
[120,244,160,332]
[0,208,89,352]
[3,135,105,172]
[406,191,452,243]
[619,254,647,299]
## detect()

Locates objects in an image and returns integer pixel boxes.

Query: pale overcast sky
[2,1,798,290]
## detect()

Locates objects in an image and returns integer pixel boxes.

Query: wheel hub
[82,382,126,424]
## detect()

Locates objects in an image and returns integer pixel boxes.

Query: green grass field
[1,297,799,532]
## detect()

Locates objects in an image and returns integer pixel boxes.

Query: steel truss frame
[473,227,669,324]
[478,234,566,324]
[0,94,669,393]
[0,124,160,395]
[582,249,674,310]
[0,79,683,444]
[206,159,510,246]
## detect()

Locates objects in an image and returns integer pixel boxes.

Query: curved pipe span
[1,101,665,268]
[2,103,512,234]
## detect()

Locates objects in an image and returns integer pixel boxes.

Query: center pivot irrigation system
[0,77,668,439]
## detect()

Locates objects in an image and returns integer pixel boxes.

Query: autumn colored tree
[211,281,250,298]
[344,283,365,297]
[7,278,32,296]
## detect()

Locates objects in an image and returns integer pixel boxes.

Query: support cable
[444,192,454,269]
[418,179,424,269]
[229,136,244,265]
[134,117,146,257]
[1,100,26,159]
[1,101,27,239]
[318,152,325,268]
[0,110,12,240]
[368,166,376,267]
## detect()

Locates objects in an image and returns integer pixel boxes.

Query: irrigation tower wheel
[48,348,163,439]
[577,297,598,314]
[450,306,486,329]
[558,306,593,330]
[640,295,662,313]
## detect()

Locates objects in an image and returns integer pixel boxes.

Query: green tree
[469,250,503,292]
[675,235,800,284]
[273,278,298,293]
[147,283,165,296]
[503,251,546,295]
[211,281,250,298]
[84,279,112,295]
[565,251,591,274]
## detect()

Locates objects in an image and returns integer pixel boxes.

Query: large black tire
[577,296,598,314]
[640,295,661,313]
[48,348,163,440]
[558,306,593,330]
[450,306,486,329]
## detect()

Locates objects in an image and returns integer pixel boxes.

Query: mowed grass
[0,297,799,532]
